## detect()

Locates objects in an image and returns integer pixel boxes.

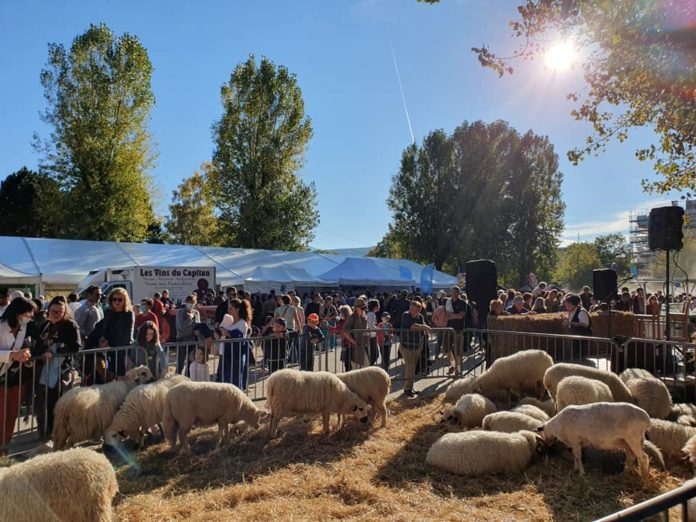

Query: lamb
[441,393,496,428]
[163,381,265,454]
[517,397,557,418]
[104,374,189,448]
[543,363,633,403]
[336,367,390,428]
[52,365,154,450]
[474,349,553,402]
[646,418,696,459]
[482,411,543,433]
[426,430,541,476]
[625,377,672,419]
[536,402,651,475]
[0,448,118,522]
[444,376,478,403]
[266,369,369,436]
[555,375,613,412]
[510,404,550,422]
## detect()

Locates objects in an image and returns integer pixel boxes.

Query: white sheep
[543,363,633,403]
[510,404,550,422]
[482,411,543,433]
[441,393,496,428]
[104,374,189,448]
[682,435,696,468]
[266,369,369,437]
[677,415,696,427]
[625,377,672,419]
[163,381,265,454]
[426,430,541,476]
[669,403,696,421]
[0,448,118,522]
[647,418,696,459]
[620,367,656,383]
[644,439,666,470]
[336,367,390,428]
[517,397,557,418]
[555,375,613,412]
[444,376,478,403]
[474,349,553,402]
[537,402,651,475]
[52,365,154,450]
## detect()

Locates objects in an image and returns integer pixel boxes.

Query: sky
[0,0,684,250]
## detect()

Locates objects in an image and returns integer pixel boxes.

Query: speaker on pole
[464,259,497,308]
[649,206,684,251]
[593,269,618,304]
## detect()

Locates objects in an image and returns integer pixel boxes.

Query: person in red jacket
[135,297,159,332]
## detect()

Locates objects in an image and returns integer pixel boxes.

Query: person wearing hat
[563,293,591,360]
[343,298,369,370]
[400,299,430,397]
[301,313,324,371]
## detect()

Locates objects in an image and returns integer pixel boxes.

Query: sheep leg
[571,444,585,475]
[178,429,191,455]
[622,438,648,475]
[269,413,281,437]
[216,422,226,448]
[322,412,331,434]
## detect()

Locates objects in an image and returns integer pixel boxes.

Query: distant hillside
[324,247,375,257]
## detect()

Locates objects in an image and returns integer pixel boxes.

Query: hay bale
[591,311,635,338]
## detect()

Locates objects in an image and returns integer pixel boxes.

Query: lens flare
[544,39,579,72]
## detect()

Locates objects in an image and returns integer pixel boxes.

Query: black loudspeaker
[465,259,497,307]
[649,206,684,251]
[593,269,617,303]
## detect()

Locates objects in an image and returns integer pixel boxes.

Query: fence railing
[594,479,696,521]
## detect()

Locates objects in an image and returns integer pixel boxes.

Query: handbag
[0,334,34,387]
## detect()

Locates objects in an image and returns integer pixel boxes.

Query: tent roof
[318,257,414,287]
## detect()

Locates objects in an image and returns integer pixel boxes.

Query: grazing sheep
[426,430,541,476]
[644,439,666,470]
[266,370,369,436]
[620,367,656,383]
[669,403,696,421]
[647,419,696,459]
[510,404,550,422]
[52,365,154,450]
[104,374,189,448]
[441,393,496,428]
[517,397,557,418]
[555,375,613,412]
[474,349,554,402]
[444,376,478,403]
[0,448,118,522]
[543,363,633,403]
[163,381,264,454]
[625,377,672,419]
[482,411,543,433]
[336,367,390,428]
[537,402,651,475]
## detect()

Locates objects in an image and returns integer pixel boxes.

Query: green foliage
[458,1,696,192]
[210,55,318,251]
[593,233,632,276]
[380,120,565,286]
[165,163,221,246]
[0,167,63,237]
[553,242,601,291]
[37,23,157,242]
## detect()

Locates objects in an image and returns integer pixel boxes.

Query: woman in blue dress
[216,298,252,390]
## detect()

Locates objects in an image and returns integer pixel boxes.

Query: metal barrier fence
[595,479,696,521]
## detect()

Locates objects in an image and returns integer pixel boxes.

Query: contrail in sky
[389,41,415,145]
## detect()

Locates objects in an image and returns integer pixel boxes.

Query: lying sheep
[669,403,696,421]
[0,448,118,521]
[163,381,264,454]
[336,367,390,428]
[647,418,696,459]
[441,393,496,428]
[620,367,656,383]
[537,402,651,475]
[510,404,550,422]
[426,430,541,476]
[517,397,556,418]
[555,375,613,412]
[543,363,633,403]
[104,374,189,448]
[474,349,553,402]
[625,377,671,419]
[482,411,542,433]
[266,370,369,436]
[53,365,154,450]
[677,415,696,427]
[444,376,478,403]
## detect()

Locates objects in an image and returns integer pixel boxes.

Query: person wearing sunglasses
[98,288,135,377]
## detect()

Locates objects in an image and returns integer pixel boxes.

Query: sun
[544,39,578,72]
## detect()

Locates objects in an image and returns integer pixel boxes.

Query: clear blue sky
[0,0,682,250]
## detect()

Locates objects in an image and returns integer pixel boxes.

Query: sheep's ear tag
[352,405,358,412]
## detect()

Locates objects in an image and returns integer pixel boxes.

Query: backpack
[432,305,447,327]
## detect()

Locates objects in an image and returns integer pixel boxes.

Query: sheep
[266,369,369,437]
[620,367,656,383]
[163,381,265,454]
[555,375,613,412]
[441,393,496,428]
[425,430,541,476]
[444,376,478,403]
[104,374,189,448]
[336,367,390,428]
[510,404,550,422]
[517,397,557,418]
[0,448,118,522]
[647,418,696,459]
[536,402,651,475]
[553,441,665,474]
[474,349,554,402]
[669,403,696,421]
[625,377,672,419]
[682,435,696,468]
[677,415,696,427]
[543,363,633,403]
[644,439,666,470]
[52,365,154,450]
[482,411,543,433]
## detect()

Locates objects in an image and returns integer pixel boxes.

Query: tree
[594,233,632,276]
[37,23,157,241]
[165,163,221,246]
[423,1,696,192]
[553,242,601,291]
[0,167,63,237]
[210,55,318,251]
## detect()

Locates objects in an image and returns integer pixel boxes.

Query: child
[366,299,380,366]
[377,312,393,373]
[189,348,210,382]
[301,313,324,372]
[263,318,289,374]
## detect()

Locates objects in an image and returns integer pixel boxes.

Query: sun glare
[544,39,578,72]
